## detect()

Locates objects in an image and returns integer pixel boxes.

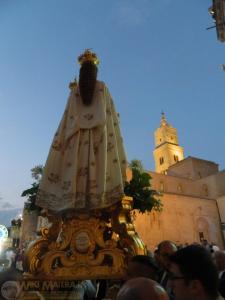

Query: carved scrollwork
[26,196,146,280]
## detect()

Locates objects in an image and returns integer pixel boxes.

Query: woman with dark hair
[36,49,127,212]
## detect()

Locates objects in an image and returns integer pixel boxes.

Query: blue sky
[0,0,224,208]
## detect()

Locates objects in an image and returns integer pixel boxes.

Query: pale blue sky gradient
[0,0,224,208]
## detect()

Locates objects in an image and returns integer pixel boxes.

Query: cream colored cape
[36,81,127,212]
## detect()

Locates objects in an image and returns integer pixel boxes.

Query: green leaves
[21,167,43,213]
[31,165,44,182]
[21,182,38,198]
[124,166,162,214]
[128,159,144,173]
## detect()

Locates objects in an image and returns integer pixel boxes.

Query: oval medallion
[75,231,90,253]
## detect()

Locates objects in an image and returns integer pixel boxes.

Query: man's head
[213,250,225,272]
[157,240,177,270]
[201,239,209,246]
[116,277,169,300]
[125,255,159,281]
[169,245,219,300]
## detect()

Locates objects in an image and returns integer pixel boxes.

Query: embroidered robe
[36,81,127,212]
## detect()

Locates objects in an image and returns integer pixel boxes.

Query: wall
[167,157,218,180]
[134,193,224,250]
[20,210,38,247]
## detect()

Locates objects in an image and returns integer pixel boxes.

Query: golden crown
[78,49,99,66]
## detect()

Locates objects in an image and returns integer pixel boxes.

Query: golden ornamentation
[111,196,147,257]
[25,196,146,280]
[78,49,99,66]
[69,78,77,91]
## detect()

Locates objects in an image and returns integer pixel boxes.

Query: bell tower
[153,113,184,174]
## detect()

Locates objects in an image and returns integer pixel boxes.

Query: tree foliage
[129,159,144,173]
[21,165,43,212]
[11,218,22,227]
[124,160,162,213]
[31,165,43,182]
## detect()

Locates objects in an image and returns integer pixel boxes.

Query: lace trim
[36,185,124,211]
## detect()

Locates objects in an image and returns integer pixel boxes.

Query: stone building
[134,114,225,250]
[19,210,39,248]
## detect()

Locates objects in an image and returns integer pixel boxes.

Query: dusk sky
[0,0,224,209]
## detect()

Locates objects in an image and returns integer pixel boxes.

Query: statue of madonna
[36,50,127,213]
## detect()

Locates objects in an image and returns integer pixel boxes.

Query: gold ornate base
[25,196,146,280]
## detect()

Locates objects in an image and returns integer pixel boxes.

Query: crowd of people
[94,239,225,300]
[0,239,224,300]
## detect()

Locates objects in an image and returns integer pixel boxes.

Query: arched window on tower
[159,157,164,165]
[174,155,179,162]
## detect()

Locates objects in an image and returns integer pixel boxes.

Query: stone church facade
[134,113,225,250]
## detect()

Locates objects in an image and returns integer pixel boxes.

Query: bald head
[116,278,169,300]
[157,240,177,270]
